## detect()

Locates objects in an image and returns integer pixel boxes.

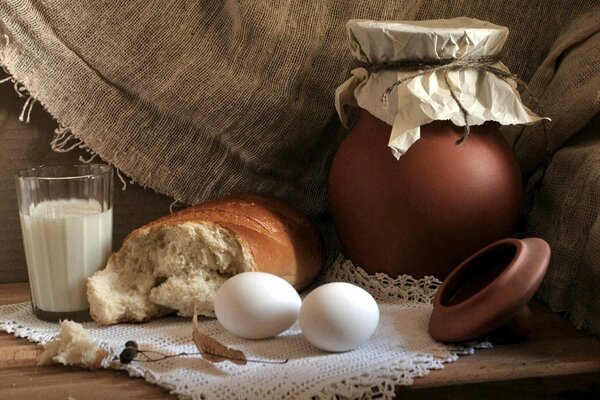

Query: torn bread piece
[39,320,107,369]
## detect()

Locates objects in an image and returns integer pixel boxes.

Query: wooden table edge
[1,282,599,398]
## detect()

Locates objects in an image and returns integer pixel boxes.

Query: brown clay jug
[328,109,523,279]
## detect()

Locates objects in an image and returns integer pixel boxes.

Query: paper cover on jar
[335,17,545,158]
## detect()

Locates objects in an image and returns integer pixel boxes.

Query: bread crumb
[38,320,107,369]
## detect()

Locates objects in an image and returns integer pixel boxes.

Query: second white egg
[214,271,302,339]
[299,282,379,352]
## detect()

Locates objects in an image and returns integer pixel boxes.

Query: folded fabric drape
[1,1,599,334]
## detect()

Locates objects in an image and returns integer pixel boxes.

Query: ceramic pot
[328,109,523,278]
[429,237,551,342]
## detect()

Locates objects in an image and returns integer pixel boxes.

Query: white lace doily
[0,256,483,400]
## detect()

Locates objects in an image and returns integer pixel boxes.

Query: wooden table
[1,283,599,400]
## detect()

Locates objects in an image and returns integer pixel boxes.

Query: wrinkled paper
[335,17,544,158]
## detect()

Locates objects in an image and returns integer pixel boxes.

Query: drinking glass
[15,163,113,322]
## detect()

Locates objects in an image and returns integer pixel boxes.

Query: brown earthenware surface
[429,237,551,342]
[328,109,523,279]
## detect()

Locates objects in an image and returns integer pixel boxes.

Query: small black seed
[119,347,138,364]
[124,340,138,349]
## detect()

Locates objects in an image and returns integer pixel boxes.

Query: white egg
[299,282,379,352]
[214,271,301,339]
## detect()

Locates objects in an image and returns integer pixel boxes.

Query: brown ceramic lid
[429,237,551,342]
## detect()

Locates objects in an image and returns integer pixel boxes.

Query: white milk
[19,199,112,312]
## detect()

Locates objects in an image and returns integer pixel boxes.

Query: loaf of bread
[87,193,324,325]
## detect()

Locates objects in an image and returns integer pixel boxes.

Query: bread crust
[138,193,324,290]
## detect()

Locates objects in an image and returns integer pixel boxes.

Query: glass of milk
[15,163,113,322]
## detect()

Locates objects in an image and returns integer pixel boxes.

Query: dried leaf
[192,308,247,365]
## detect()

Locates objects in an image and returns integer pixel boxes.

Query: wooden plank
[401,373,600,400]
[0,283,599,399]
[0,344,44,368]
[410,301,600,388]
[0,283,31,305]
[0,287,173,400]
[0,365,172,400]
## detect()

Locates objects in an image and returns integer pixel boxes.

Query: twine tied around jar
[360,54,542,146]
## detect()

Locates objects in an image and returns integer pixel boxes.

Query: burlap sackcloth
[0,257,487,400]
[0,0,599,334]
